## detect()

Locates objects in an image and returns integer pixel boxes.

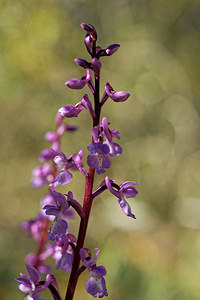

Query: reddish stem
[65,41,101,300]
[64,167,95,300]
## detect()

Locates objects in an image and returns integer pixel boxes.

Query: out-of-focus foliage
[1,0,200,299]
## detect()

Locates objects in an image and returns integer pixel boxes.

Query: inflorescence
[16,22,139,300]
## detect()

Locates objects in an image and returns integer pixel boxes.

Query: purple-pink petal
[39,149,56,162]
[118,199,136,219]
[90,266,107,277]
[49,170,72,187]
[15,277,32,287]
[65,78,86,89]
[122,186,138,198]
[58,104,84,118]
[43,205,60,217]
[26,264,41,283]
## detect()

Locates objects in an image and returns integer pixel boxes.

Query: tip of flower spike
[81,23,97,41]
[81,23,89,30]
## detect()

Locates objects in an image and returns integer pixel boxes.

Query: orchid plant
[16,23,139,300]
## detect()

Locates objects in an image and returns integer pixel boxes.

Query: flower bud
[92,58,101,79]
[58,104,84,118]
[45,131,59,143]
[39,149,56,162]
[65,69,91,89]
[74,58,91,69]
[84,34,93,55]
[105,83,130,102]
[105,44,120,56]
[81,23,97,41]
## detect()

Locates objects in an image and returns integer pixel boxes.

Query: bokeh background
[1,0,200,299]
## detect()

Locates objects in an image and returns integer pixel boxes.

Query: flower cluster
[80,248,108,298]
[17,22,139,300]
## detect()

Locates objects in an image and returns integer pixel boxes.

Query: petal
[15,277,31,287]
[92,126,99,143]
[107,142,122,157]
[120,181,139,189]
[65,78,86,89]
[57,252,73,272]
[102,117,112,142]
[95,143,110,155]
[39,149,56,162]
[122,186,138,198]
[87,153,98,169]
[26,264,41,283]
[43,206,60,217]
[102,155,111,169]
[87,143,97,154]
[90,266,107,277]
[81,94,96,119]
[84,34,93,55]
[50,170,72,187]
[118,199,136,219]
[85,277,104,297]
[92,57,101,78]
[72,151,88,178]
[49,189,69,210]
[18,283,32,293]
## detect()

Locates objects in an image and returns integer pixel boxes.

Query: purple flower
[80,248,108,298]
[38,149,56,162]
[58,102,84,118]
[105,82,130,102]
[50,149,87,188]
[65,69,91,89]
[31,163,52,188]
[105,176,139,219]
[43,189,70,217]
[43,189,70,241]
[15,265,52,299]
[21,213,47,242]
[48,219,68,241]
[52,233,76,273]
[87,143,111,175]
[101,117,122,157]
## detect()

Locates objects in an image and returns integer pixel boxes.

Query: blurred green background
[1,0,200,299]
